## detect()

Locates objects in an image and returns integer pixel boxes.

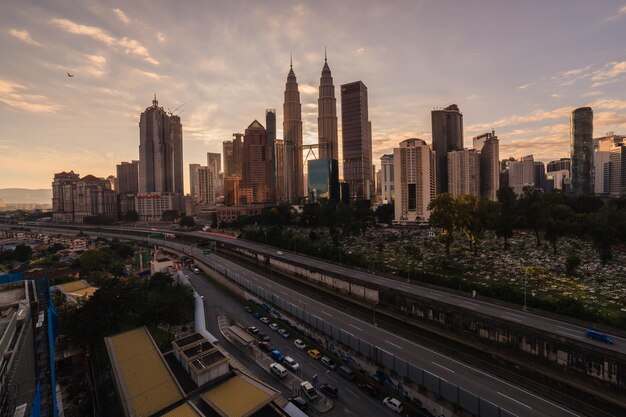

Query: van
[300,381,318,400]
[321,356,337,370]
[270,363,287,378]
[383,397,403,413]
[338,365,355,380]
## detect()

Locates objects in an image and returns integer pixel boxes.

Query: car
[283,356,300,371]
[260,316,270,324]
[258,341,273,352]
[247,326,259,334]
[288,396,308,412]
[585,328,614,344]
[319,383,338,397]
[259,332,271,341]
[358,383,378,397]
[278,328,291,339]
[300,381,318,400]
[383,397,403,413]
[293,339,307,350]
[270,349,285,362]
[192,267,200,274]
[269,363,287,378]
[307,349,321,360]
[243,306,253,313]
[321,356,337,370]
[277,251,284,255]
[252,312,262,319]
[269,323,279,331]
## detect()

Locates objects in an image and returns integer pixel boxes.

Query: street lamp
[523,274,528,311]
[373,301,380,327]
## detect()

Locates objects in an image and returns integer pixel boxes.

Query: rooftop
[200,375,277,417]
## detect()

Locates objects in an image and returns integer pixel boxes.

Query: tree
[179,216,195,227]
[565,253,581,276]
[123,210,139,222]
[588,204,623,263]
[455,195,497,255]
[161,210,179,221]
[495,187,516,249]
[517,187,546,247]
[428,193,457,256]
[13,244,33,262]
[375,203,394,225]
[543,203,575,254]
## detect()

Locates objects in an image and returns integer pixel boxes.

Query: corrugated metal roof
[55,280,89,293]
[107,327,183,417]
[162,402,202,417]
[201,375,274,417]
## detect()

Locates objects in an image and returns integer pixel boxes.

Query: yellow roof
[162,402,202,417]
[106,327,183,417]
[67,287,98,298]
[55,280,89,293]
[201,376,274,417]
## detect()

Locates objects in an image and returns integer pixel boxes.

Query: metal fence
[213,263,516,417]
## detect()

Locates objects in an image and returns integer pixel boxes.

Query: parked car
[192,267,200,274]
[383,397,403,413]
[321,356,337,370]
[358,383,378,397]
[259,332,271,341]
[270,363,287,378]
[307,349,321,360]
[288,396,308,411]
[247,326,259,334]
[243,306,253,313]
[258,341,272,352]
[319,383,338,397]
[269,323,279,331]
[260,316,270,324]
[252,312,261,319]
[293,339,307,350]
[283,356,300,371]
[278,328,291,339]
[270,349,285,362]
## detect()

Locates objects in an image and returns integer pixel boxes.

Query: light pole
[523,274,527,311]
[373,301,379,327]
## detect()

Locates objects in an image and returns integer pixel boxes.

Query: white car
[276,251,284,255]
[283,356,300,372]
[269,323,279,331]
[293,339,307,350]
[260,317,270,324]
[383,397,403,413]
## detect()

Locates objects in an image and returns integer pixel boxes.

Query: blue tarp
[48,291,59,417]
[0,272,24,285]
[29,383,41,417]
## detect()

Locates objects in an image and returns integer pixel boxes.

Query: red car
[258,341,273,352]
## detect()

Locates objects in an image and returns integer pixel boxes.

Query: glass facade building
[307,159,339,201]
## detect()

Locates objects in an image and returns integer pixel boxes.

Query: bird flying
[67,72,74,77]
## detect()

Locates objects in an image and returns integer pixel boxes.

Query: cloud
[157,32,166,42]
[49,18,159,65]
[0,80,61,113]
[112,8,130,24]
[551,93,563,98]
[8,28,41,46]
[356,47,365,54]
[299,83,318,96]
[582,91,602,97]
[605,5,626,21]
[552,64,594,86]
[466,106,573,133]
[591,61,626,84]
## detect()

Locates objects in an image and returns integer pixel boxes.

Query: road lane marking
[348,324,363,332]
[497,392,532,409]
[346,388,360,398]
[426,292,440,299]
[503,312,525,319]
[384,340,403,349]
[280,290,288,295]
[320,310,333,317]
[460,302,478,310]
[556,330,583,339]
[500,409,519,417]
[431,361,456,373]
[502,315,522,323]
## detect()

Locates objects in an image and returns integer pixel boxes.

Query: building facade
[380,154,395,203]
[547,158,571,173]
[508,155,536,195]
[53,172,117,223]
[318,53,338,161]
[393,139,436,224]
[189,164,201,199]
[52,171,80,222]
[283,62,304,202]
[116,161,139,195]
[431,104,463,194]
[570,107,593,194]
[265,109,277,197]
[341,81,372,200]
[448,149,480,197]
[241,120,275,204]
[307,158,339,201]
[197,166,215,205]
[135,193,183,221]
[472,132,500,201]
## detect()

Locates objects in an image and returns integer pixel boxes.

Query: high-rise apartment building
[570,107,593,194]
[547,158,571,173]
[610,144,626,197]
[393,139,436,224]
[223,133,243,177]
[52,172,117,223]
[473,131,500,201]
[432,104,464,194]
[275,139,285,201]
[52,171,80,222]
[318,53,338,161]
[189,163,201,199]
[197,166,215,204]
[380,154,395,203]
[593,151,610,195]
[241,120,275,204]
[116,161,139,194]
[207,153,221,176]
[341,81,372,200]
[283,61,303,202]
[448,149,480,197]
[509,155,536,195]
[534,162,546,191]
[138,95,183,194]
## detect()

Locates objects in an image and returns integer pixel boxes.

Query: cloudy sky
[1,0,626,191]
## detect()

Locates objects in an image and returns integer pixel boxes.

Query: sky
[1,0,626,192]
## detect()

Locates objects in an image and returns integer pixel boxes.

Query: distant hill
[0,188,52,204]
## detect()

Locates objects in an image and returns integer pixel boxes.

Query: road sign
[203,249,211,255]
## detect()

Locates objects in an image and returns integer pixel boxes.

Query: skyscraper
[207,153,221,176]
[283,59,303,202]
[241,120,275,204]
[318,51,338,161]
[138,95,183,194]
[275,139,285,201]
[509,155,535,195]
[448,149,480,197]
[307,159,339,201]
[266,109,277,196]
[570,107,593,194]
[116,161,139,194]
[223,133,243,177]
[197,166,215,204]
[189,163,201,199]
[393,139,436,224]
[380,154,394,203]
[431,104,464,194]
[341,81,372,200]
[473,131,500,201]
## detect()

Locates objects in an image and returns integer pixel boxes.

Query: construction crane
[168,102,185,116]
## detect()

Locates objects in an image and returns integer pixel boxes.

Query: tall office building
[207,153,221,176]
[266,109,277,196]
[341,81,372,200]
[275,139,285,201]
[116,161,139,194]
[547,158,571,173]
[393,139,436,224]
[570,107,593,194]
[223,141,234,176]
[509,155,535,195]
[610,144,626,197]
[432,104,464,194]
[534,162,546,191]
[197,166,215,204]
[283,60,304,202]
[318,52,338,161]
[189,164,201,199]
[223,133,243,177]
[448,149,480,197]
[241,120,275,204]
[473,132,500,201]
[593,151,610,195]
[138,95,183,194]
[380,154,395,203]
[307,159,339,201]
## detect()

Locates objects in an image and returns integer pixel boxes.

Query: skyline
[1,1,626,190]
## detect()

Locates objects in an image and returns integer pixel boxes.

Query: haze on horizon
[1,0,626,192]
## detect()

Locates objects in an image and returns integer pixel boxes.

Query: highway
[190,231,626,355]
